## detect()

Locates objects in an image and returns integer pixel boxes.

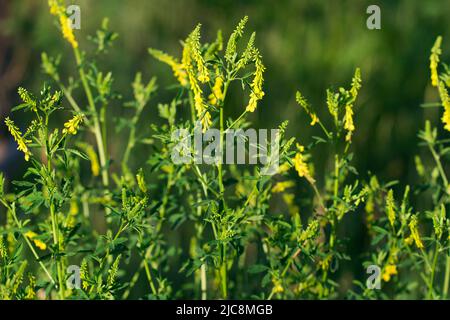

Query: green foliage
[1,6,450,301]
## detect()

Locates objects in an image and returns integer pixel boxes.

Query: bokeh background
[1,0,450,297]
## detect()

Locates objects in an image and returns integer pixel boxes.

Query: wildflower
[63,114,83,135]
[382,264,397,282]
[24,231,47,251]
[80,259,89,290]
[182,28,211,131]
[385,189,396,227]
[25,274,36,300]
[319,255,332,271]
[271,277,284,294]
[296,91,318,126]
[438,82,450,131]
[187,25,210,83]
[299,220,319,242]
[408,215,424,249]
[326,89,339,119]
[430,36,442,87]
[149,49,188,87]
[208,70,224,106]
[18,87,37,111]
[59,15,78,49]
[236,32,255,70]
[188,70,211,131]
[343,104,355,142]
[271,181,295,193]
[48,1,78,48]
[225,16,248,62]
[5,117,32,161]
[246,50,265,113]
[293,143,315,183]
[344,68,361,142]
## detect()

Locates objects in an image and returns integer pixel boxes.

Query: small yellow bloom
[293,144,315,183]
[148,48,188,87]
[24,231,47,251]
[208,72,224,106]
[60,15,78,49]
[271,278,284,294]
[430,36,442,87]
[48,0,78,48]
[438,82,450,131]
[408,215,424,249]
[385,189,396,227]
[63,114,84,135]
[246,51,265,113]
[382,264,397,282]
[271,181,295,193]
[5,117,32,161]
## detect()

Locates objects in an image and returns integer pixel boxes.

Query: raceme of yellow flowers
[48,0,78,49]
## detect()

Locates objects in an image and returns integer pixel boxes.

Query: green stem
[443,254,450,299]
[73,48,109,187]
[50,202,65,300]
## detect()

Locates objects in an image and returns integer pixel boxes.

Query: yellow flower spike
[24,231,47,251]
[293,143,315,183]
[63,114,84,135]
[271,181,295,193]
[430,36,442,87]
[344,68,361,142]
[382,264,397,282]
[438,82,450,131]
[296,91,319,126]
[148,49,188,87]
[48,0,78,48]
[408,215,424,249]
[187,24,210,83]
[60,15,78,49]
[385,189,396,227]
[5,117,32,161]
[246,50,265,113]
[209,70,224,106]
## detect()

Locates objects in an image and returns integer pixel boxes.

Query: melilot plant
[1,0,450,300]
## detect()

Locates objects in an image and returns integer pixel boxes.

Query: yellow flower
[48,1,78,48]
[148,48,188,87]
[60,15,78,49]
[246,51,265,113]
[24,231,47,251]
[209,71,224,106]
[296,91,318,126]
[386,189,396,227]
[438,82,450,131]
[63,114,84,135]
[344,68,361,142]
[408,215,424,249]
[5,117,32,161]
[293,144,315,183]
[343,104,355,142]
[271,278,284,294]
[187,24,210,83]
[430,36,442,87]
[382,264,397,282]
[272,181,295,193]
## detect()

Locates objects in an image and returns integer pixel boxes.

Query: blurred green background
[1,0,450,296]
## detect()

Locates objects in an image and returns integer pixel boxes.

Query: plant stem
[50,202,65,300]
[73,48,109,187]
[443,254,450,298]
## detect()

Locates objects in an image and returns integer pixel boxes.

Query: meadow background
[1,0,449,297]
